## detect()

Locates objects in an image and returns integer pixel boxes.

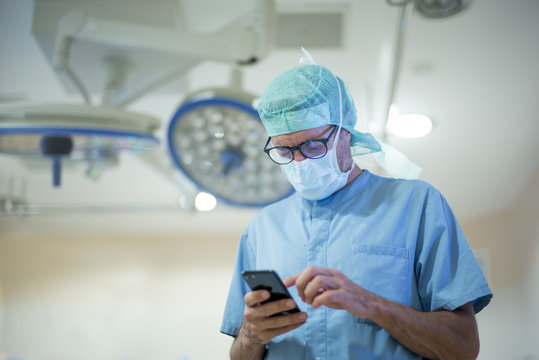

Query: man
[220,63,492,360]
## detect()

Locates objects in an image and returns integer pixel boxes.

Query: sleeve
[220,228,256,337]
[414,188,493,314]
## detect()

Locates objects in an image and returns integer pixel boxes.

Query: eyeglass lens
[268,140,327,164]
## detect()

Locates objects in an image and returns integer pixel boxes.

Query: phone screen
[241,270,300,316]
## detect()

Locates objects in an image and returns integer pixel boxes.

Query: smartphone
[241,270,301,316]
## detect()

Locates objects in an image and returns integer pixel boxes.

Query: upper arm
[415,189,492,313]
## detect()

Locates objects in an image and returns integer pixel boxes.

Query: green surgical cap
[257,64,381,156]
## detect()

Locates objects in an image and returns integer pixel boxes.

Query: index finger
[283,273,300,287]
[294,266,330,300]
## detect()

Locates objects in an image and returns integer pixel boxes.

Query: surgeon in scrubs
[220,60,492,360]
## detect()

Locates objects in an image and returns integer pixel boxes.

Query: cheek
[337,153,352,172]
[337,137,353,172]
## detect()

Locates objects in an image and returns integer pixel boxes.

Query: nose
[292,149,307,162]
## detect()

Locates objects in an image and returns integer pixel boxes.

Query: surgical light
[0,103,160,186]
[167,91,294,207]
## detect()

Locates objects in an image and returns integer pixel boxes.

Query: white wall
[0,228,240,360]
[464,166,539,360]
[475,253,539,360]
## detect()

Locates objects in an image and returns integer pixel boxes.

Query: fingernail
[299,313,307,321]
[287,300,295,308]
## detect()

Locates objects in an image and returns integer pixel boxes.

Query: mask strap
[333,74,343,149]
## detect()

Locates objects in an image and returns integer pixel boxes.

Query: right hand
[239,289,308,346]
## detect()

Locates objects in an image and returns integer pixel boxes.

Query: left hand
[284,266,377,319]
[285,266,481,360]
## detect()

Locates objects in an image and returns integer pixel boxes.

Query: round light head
[167,97,294,207]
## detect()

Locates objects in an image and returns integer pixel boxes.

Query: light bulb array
[168,98,293,207]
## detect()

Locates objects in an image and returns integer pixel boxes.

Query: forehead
[270,125,332,147]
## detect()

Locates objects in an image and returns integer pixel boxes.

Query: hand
[239,289,308,346]
[284,266,378,319]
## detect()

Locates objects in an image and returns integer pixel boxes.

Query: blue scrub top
[221,170,492,360]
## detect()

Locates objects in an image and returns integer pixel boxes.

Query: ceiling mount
[1,0,278,200]
[32,0,276,105]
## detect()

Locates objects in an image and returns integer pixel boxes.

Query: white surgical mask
[281,129,352,200]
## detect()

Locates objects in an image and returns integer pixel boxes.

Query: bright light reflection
[194,192,217,212]
[387,105,432,139]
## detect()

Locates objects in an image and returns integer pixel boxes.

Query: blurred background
[0,0,538,359]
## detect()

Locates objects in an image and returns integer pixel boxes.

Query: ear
[340,128,352,141]
[336,129,353,158]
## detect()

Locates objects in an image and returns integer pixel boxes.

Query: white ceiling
[1,0,538,234]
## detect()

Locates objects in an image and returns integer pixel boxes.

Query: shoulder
[373,175,460,226]
[365,171,440,200]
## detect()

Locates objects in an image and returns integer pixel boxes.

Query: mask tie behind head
[299,46,316,65]
[299,47,421,179]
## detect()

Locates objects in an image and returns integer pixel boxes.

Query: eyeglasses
[263,126,337,165]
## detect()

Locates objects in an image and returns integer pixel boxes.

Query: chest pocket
[349,244,411,306]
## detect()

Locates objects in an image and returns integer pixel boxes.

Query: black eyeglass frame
[263,125,338,165]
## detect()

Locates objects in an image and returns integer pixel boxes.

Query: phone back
[241,270,300,315]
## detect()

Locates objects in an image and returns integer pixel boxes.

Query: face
[271,125,353,172]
